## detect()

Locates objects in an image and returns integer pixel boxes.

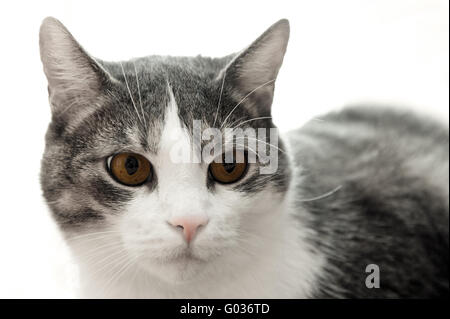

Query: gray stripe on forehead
[57,60,172,156]
[108,60,169,154]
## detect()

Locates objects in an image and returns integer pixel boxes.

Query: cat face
[40,17,291,283]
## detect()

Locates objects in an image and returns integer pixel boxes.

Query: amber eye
[209,150,248,184]
[107,153,152,186]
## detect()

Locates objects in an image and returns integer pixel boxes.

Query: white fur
[70,85,324,298]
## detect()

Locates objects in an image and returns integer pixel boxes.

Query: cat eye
[107,153,152,186]
[209,150,248,184]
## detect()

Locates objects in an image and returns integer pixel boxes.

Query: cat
[39,17,449,298]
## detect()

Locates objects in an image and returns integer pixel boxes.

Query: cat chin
[137,255,207,284]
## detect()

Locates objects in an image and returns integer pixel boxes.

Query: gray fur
[289,106,449,297]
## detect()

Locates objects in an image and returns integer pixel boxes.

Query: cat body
[290,107,449,297]
[39,17,449,298]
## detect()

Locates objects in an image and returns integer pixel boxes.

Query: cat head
[40,17,291,284]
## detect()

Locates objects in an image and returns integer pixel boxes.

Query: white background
[0,0,448,298]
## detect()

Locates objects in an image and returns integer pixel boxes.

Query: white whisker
[234,136,286,154]
[220,79,275,130]
[213,70,227,128]
[88,248,129,279]
[80,246,125,268]
[298,185,342,202]
[229,116,273,129]
[119,61,144,127]
[102,256,136,294]
[67,230,120,242]
[69,236,121,248]
[223,141,258,158]
[226,116,247,129]
[133,61,147,130]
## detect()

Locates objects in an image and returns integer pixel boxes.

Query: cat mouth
[148,248,206,265]
[167,250,204,263]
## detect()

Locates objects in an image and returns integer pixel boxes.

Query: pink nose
[168,216,209,243]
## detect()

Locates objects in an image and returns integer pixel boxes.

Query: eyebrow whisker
[133,61,147,131]
[119,61,145,128]
[213,70,227,128]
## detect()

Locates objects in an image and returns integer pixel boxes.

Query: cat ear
[39,17,112,118]
[223,19,290,116]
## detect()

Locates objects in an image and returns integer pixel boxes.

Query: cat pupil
[223,162,236,173]
[125,156,139,175]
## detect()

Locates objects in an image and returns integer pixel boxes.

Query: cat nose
[168,216,209,243]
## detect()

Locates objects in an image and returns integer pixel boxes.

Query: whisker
[69,235,120,246]
[88,248,129,278]
[133,61,147,130]
[102,256,137,294]
[110,91,135,118]
[226,116,247,130]
[56,99,80,117]
[119,61,144,127]
[228,116,273,129]
[234,136,286,154]
[213,70,227,128]
[76,242,124,263]
[67,230,120,242]
[298,185,342,202]
[223,141,258,158]
[220,79,276,130]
